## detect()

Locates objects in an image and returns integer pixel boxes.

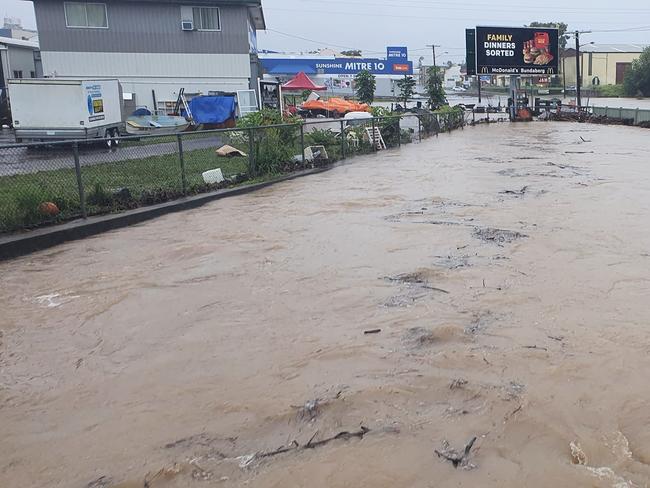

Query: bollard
[177,134,186,194]
[72,142,87,219]
[248,128,255,176]
[300,123,305,167]
[340,119,346,159]
[397,117,401,148]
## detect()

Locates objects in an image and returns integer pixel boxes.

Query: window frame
[191,6,221,32]
[64,2,109,29]
[13,70,24,79]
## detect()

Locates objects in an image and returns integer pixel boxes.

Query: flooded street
[2,121,650,487]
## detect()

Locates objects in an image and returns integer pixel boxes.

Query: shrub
[254,128,295,175]
[594,84,625,97]
[86,182,113,207]
[306,128,339,147]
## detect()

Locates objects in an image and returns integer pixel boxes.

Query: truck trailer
[8,78,124,145]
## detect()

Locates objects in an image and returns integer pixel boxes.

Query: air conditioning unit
[181,20,194,31]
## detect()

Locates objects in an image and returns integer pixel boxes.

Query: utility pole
[427,44,441,85]
[575,30,582,109]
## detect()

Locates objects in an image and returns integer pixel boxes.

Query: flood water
[1,122,650,488]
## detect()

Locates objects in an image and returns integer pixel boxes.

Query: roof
[0,36,39,49]
[579,44,647,53]
[282,72,327,91]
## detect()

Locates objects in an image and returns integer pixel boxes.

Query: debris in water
[435,436,478,469]
[240,426,372,468]
[503,404,523,422]
[500,186,529,196]
[85,476,113,488]
[472,227,527,245]
[449,378,468,390]
[364,328,381,335]
[402,327,437,348]
[293,399,322,421]
[432,254,471,269]
[143,464,184,487]
[522,345,548,351]
[189,458,213,481]
[501,381,526,401]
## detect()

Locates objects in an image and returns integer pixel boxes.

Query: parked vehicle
[9,78,124,145]
[451,86,467,92]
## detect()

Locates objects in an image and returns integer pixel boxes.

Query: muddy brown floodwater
[2,122,650,488]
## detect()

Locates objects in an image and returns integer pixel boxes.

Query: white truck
[9,78,124,145]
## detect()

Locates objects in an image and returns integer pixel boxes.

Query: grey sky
[4,0,650,64]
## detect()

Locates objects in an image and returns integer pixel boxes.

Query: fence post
[177,134,186,195]
[72,142,87,219]
[418,116,422,142]
[339,119,346,159]
[300,123,305,167]
[371,117,377,151]
[248,128,255,177]
[397,116,401,148]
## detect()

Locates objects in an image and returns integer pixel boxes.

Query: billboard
[474,26,559,75]
[387,46,408,60]
[261,57,413,76]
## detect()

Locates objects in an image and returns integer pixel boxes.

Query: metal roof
[0,36,39,49]
[580,44,647,53]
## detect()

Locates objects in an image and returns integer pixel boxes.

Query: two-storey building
[30,0,265,111]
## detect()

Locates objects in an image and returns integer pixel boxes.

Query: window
[13,70,23,79]
[192,7,220,31]
[30,71,36,78]
[64,2,108,28]
[587,53,593,76]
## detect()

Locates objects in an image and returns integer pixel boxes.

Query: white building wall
[41,51,252,107]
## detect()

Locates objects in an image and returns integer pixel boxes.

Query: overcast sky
[4,0,650,63]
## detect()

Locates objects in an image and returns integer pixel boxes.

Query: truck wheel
[104,129,119,149]
[112,129,121,146]
[105,129,114,148]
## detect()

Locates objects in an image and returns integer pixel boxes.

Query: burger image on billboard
[523,33,554,66]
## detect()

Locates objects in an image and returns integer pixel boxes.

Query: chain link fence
[0,112,465,234]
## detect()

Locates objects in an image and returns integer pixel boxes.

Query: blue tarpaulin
[188,96,237,124]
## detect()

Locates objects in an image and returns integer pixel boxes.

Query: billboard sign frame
[474,26,559,76]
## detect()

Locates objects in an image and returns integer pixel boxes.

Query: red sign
[392,63,410,72]
[534,32,550,50]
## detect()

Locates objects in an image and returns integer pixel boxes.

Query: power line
[262,29,374,52]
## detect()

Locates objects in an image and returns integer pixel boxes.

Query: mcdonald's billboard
[468,26,560,75]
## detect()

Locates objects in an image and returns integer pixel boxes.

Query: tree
[425,66,447,110]
[624,46,650,96]
[341,49,362,57]
[528,22,569,50]
[396,75,416,106]
[354,70,376,105]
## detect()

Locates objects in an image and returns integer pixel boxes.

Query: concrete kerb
[0,166,332,261]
